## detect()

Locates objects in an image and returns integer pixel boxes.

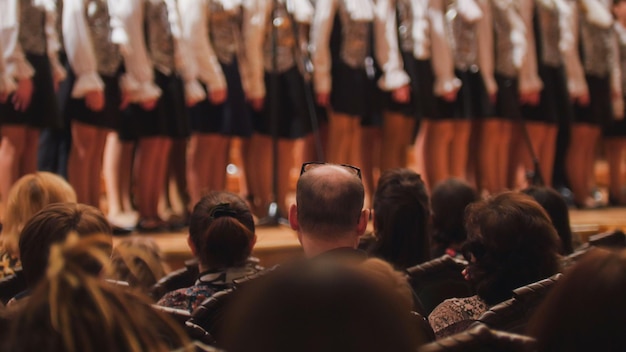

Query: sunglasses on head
[300,162,362,180]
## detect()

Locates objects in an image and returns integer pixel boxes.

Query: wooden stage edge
[114,207,626,271]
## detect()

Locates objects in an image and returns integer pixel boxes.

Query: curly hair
[463,192,560,305]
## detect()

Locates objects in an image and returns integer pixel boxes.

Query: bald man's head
[296,165,365,238]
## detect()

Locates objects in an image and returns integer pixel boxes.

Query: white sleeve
[243,0,268,99]
[476,0,496,96]
[0,0,35,82]
[374,0,410,91]
[559,1,588,99]
[108,0,130,53]
[429,0,461,96]
[178,0,225,93]
[0,32,17,95]
[63,0,104,97]
[43,0,67,82]
[311,0,338,95]
[164,0,205,104]
[518,0,543,94]
[117,0,161,102]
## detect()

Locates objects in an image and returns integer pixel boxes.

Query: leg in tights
[327,111,359,164]
[422,120,454,189]
[381,111,415,172]
[0,125,27,205]
[68,121,107,207]
[360,125,380,208]
[566,124,598,207]
[478,118,511,194]
[605,138,626,204]
[450,120,471,181]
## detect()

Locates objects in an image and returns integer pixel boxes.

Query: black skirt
[494,73,521,120]
[330,60,375,117]
[253,65,310,139]
[123,70,188,140]
[573,74,611,126]
[520,65,567,124]
[454,68,495,119]
[64,67,123,131]
[189,59,253,137]
[0,53,61,129]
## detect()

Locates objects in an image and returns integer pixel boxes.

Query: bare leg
[103,132,123,216]
[136,137,170,223]
[250,134,273,217]
[606,138,626,204]
[413,120,426,176]
[205,134,230,192]
[496,121,513,191]
[540,124,558,188]
[360,125,381,208]
[381,111,415,172]
[120,141,135,213]
[478,119,503,195]
[0,125,27,204]
[566,124,596,206]
[327,110,357,164]
[88,128,108,209]
[277,139,296,217]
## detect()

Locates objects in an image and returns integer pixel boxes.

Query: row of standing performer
[1,0,626,231]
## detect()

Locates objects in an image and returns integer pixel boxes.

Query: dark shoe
[136,218,169,233]
[111,225,134,236]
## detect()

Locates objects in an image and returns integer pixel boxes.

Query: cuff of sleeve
[518,77,544,95]
[135,82,162,102]
[377,71,411,91]
[49,56,67,82]
[483,76,498,96]
[0,75,17,95]
[568,82,589,100]
[433,77,462,96]
[185,80,206,105]
[204,77,227,94]
[71,72,105,98]
[12,61,35,80]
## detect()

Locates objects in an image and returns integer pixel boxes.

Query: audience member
[221,260,423,352]
[428,192,560,338]
[6,234,190,352]
[110,237,167,294]
[522,186,574,254]
[430,179,479,258]
[157,192,260,312]
[527,248,626,351]
[0,172,76,278]
[17,203,112,297]
[288,163,369,260]
[357,258,415,312]
[368,169,430,268]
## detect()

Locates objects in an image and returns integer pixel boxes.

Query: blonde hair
[358,258,414,312]
[110,238,167,294]
[1,172,76,256]
[8,233,190,352]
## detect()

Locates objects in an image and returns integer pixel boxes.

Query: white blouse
[375,0,461,96]
[117,0,205,104]
[310,0,375,95]
[178,0,226,95]
[517,0,543,95]
[243,0,314,100]
[0,0,38,94]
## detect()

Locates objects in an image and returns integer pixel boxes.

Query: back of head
[521,186,574,254]
[372,168,430,268]
[189,192,256,269]
[222,261,421,352]
[1,172,77,257]
[296,164,365,238]
[463,192,560,305]
[19,203,112,289]
[431,178,479,253]
[110,237,166,293]
[528,248,626,351]
[8,234,189,352]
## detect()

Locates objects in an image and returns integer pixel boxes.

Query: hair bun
[209,203,237,220]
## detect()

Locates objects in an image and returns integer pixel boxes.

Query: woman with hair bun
[157,191,260,312]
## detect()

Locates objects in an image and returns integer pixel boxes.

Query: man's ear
[187,235,197,257]
[356,208,370,237]
[289,204,299,231]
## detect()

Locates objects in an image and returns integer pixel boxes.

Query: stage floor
[117,207,626,270]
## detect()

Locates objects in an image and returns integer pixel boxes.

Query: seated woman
[0,172,76,279]
[367,169,430,268]
[157,192,260,312]
[110,237,167,294]
[522,186,574,255]
[430,179,479,258]
[16,203,113,302]
[6,234,190,352]
[527,248,626,351]
[428,192,561,338]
